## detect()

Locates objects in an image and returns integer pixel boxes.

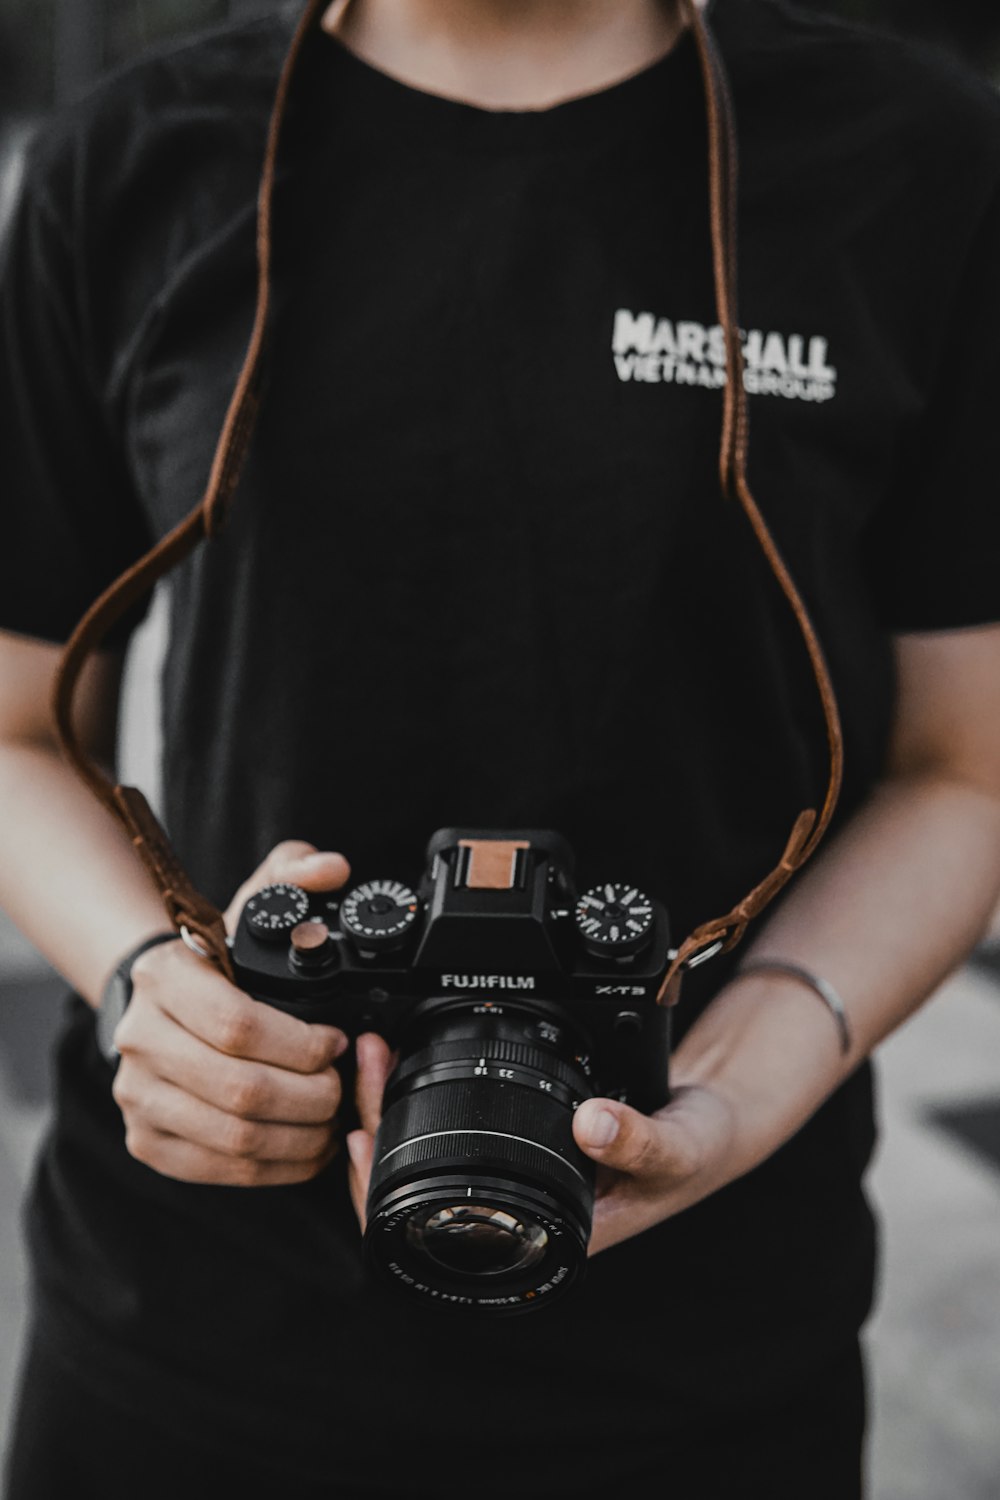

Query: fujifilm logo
[440,974,536,991]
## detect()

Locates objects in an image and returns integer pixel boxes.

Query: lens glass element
[406,1204,549,1277]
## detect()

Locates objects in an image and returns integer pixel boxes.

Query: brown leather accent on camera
[54,0,842,1000]
[459,839,531,890]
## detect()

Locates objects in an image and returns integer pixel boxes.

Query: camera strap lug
[683,940,726,970]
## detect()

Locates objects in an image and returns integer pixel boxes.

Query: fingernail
[328,1028,349,1059]
[583,1108,619,1148]
[346,1132,364,1169]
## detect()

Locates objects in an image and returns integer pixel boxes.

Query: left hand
[573,1085,742,1256]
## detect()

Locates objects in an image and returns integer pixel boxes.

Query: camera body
[232,826,672,1108]
[233,828,674,1312]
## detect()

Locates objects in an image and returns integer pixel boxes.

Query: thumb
[225,840,351,931]
[355,1031,395,1137]
[573,1099,680,1180]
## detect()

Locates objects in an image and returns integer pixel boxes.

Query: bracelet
[736,959,853,1057]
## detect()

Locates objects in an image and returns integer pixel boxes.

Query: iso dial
[575,882,654,958]
[340,879,421,953]
[245,882,311,942]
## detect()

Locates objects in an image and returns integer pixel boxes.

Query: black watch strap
[96,931,179,1066]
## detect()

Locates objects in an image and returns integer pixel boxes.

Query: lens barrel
[363,997,596,1313]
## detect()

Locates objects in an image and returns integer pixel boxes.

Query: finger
[131,940,348,1073]
[123,1123,338,1188]
[117,1002,344,1125]
[225,840,352,931]
[587,1186,662,1258]
[347,1128,375,1230]
[573,1098,699,1182]
[586,1159,700,1257]
[114,1069,336,1163]
[355,1032,395,1137]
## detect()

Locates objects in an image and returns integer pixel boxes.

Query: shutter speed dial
[340,879,421,954]
[245,883,311,941]
[575,883,655,958]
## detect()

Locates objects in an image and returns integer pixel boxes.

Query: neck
[321,0,699,110]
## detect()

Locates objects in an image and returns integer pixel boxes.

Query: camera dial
[340,879,421,953]
[574,883,654,958]
[245,882,311,941]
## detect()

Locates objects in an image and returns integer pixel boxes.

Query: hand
[112,840,352,1186]
[344,1032,395,1230]
[573,1085,741,1256]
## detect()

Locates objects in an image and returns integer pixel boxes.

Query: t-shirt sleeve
[864,178,1000,633]
[0,134,152,646]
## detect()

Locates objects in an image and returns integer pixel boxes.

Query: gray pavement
[867,960,1000,1500]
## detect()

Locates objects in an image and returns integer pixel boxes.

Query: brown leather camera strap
[656,0,844,998]
[53,0,842,999]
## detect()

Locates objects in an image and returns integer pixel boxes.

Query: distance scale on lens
[574,882,654,957]
[340,879,421,953]
[245,882,311,941]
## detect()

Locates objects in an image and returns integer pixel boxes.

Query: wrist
[96,930,179,1065]
[670,969,856,1168]
[737,958,852,1056]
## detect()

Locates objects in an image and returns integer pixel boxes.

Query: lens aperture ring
[387,1037,590,1102]
[398,1058,582,1111]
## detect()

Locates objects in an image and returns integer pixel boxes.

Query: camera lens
[363,997,595,1314]
[406,1205,549,1276]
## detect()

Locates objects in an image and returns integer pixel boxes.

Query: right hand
[112,840,352,1186]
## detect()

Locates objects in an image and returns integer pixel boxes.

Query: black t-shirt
[3,0,1000,1491]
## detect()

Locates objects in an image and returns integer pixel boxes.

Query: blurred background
[1,2,999,1497]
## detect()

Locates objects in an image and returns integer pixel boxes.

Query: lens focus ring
[375,1078,591,1198]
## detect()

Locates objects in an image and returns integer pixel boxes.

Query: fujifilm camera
[233,828,673,1313]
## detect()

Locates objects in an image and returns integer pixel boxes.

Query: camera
[232,828,673,1313]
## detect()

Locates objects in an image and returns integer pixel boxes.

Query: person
[1,0,999,1495]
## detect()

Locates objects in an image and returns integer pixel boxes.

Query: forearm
[672,772,1000,1176]
[0,740,168,1007]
